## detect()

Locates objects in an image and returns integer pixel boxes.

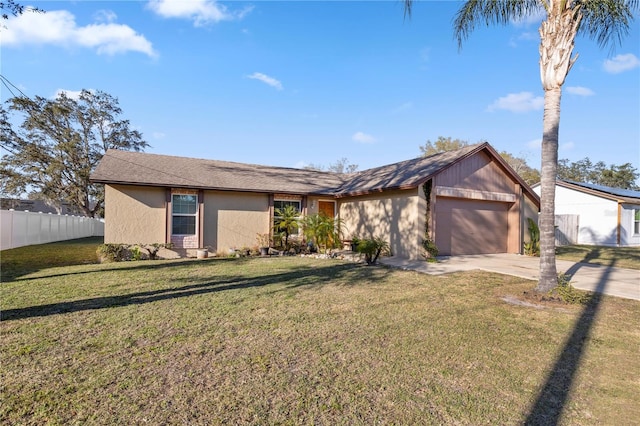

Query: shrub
[97,243,173,262]
[422,238,439,262]
[97,244,131,262]
[524,218,540,256]
[301,213,343,253]
[356,237,390,265]
[551,273,591,305]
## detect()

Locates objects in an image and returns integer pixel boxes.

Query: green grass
[0,236,103,281]
[2,241,639,425]
[555,245,640,270]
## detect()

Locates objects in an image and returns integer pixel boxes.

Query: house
[532,180,640,247]
[90,142,540,258]
[1,198,81,215]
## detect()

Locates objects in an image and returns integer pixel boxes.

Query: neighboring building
[1,198,81,215]
[532,180,640,247]
[90,143,540,259]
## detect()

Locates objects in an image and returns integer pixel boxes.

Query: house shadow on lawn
[0,261,385,322]
[524,249,614,425]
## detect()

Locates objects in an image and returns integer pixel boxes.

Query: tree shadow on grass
[524,250,614,425]
[1,261,387,322]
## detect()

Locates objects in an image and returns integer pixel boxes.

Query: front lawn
[555,245,640,270]
[1,253,638,424]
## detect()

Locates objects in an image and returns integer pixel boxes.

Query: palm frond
[454,0,543,48]
[577,0,639,51]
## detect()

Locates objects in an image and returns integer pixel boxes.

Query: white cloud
[566,86,595,97]
[247,72,283,90]
[512,7,546,26]
[487,92,544,113]
[527,138,542,149]
[603,53,640,74]
[509,31,538,48]
[352,131,376,144]
[94,9,117,23]
[152,131,166,139]
[391,102,413,114]
[53,89,85,100]
[147,0,253,26]
[560,141,575,151]
[2,9,157,57]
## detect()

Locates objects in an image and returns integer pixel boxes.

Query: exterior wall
[433,151,523,254]
[522,193,540,245]
[339,188,421,259]
[435,150,516,194]
[104,184,166,244]
[306,196,337,216]
[533,185,619,246]
[620,204,640,246]
[203,191,270,253]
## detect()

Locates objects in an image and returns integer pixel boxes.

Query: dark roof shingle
[91,142,532,200]
[91,149,345,195]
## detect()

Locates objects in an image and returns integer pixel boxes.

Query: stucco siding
[339,189,421,259]
[104,184,166,244]
[522,194,539,245]
[203,191,270,253]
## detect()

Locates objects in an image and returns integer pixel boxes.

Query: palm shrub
[524,218,541,257]
[301,213,343,253]
[274,205,300,250]
[357,237,390,265]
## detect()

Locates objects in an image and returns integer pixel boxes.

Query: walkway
[379,254,640,301]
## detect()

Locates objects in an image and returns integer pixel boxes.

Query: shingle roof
[91,142,531,200]
[91,149,345,195]
[557,179,640,203]
[334,144,482,196]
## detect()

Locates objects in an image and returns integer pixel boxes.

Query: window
[274,199,301,213]
[274,199,301,235]
[634,209,640,235]
[172,194,197,235]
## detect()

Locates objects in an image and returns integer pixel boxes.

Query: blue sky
[2,1,639,173]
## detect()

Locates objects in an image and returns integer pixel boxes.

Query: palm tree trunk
[536,86,561,292]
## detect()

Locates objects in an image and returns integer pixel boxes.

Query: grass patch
[555,245,640,270]
[1,237,103,281]
[1,253,639,424]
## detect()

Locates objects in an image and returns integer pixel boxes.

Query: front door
[318,201,335,218]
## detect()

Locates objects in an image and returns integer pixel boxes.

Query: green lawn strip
[555,245,640,270]
[0,236,104,281]
[2,257,639,424]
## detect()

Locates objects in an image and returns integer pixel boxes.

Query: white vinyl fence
[0,209,104,250]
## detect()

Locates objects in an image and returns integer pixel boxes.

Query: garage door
[435,198,508,256]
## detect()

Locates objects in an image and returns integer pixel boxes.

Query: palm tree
[273,204,300,250]
[404,0,638,292]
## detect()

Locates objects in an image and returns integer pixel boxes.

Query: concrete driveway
[380,254,640,301]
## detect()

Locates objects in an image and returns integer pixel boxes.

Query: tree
[1,0,43,19]
[499,151,541,186]
[558,157,639,189]
[273,204,300,250]
[418,136,541,186]
[304,157,358,173]
[1,90,148,217]
[419,136,469,157]
[404,0,639,292]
